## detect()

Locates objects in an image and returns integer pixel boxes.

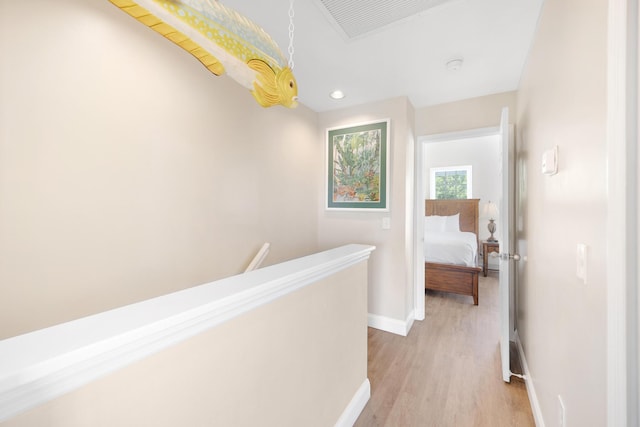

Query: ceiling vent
[315,0,455,39]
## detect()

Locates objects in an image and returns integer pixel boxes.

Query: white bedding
[424,231,478,267]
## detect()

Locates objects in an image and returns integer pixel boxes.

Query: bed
[424,199,482,305]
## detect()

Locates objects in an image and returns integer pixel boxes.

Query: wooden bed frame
[425,198,482,305]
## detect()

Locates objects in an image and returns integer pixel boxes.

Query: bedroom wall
[423,136,502,269]
[515,0,607,425]
[318,97,416,330]
[415,92,516,276]
[0,0,320,339]
[423,136,502,242]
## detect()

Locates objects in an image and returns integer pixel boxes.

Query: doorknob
[490,252,521,261]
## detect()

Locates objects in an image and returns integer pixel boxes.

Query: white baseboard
[367,311,415,336]
[334,378,370,427]
[515,330,545,427]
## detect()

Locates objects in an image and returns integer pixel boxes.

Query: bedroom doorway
[414,107,516,382]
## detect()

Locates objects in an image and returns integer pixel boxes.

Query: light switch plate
[542,146,558,175]
[576,243,587,284]
[382,217,391,229]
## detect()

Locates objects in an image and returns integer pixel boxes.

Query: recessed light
[329,90,345,99]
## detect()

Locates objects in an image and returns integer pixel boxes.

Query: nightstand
[482,241,500,277]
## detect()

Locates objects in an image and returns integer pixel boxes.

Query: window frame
[429,165,473,199]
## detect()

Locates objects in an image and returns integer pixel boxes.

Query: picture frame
[326,119,389,211]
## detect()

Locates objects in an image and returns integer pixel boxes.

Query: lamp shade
[483,201,499,219]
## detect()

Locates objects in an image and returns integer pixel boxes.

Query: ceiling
[221,0,545,112]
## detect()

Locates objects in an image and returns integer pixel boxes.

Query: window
[429,165,472,199]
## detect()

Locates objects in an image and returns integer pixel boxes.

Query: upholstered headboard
[425,198,480,236]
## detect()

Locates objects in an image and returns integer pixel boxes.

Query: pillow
[425,215,446,232]
[444,213,460,232]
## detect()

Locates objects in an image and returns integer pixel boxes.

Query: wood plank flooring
[354,273,534,427]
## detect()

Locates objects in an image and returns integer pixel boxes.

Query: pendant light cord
[288,0,295,69]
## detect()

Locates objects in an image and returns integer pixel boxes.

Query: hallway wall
[415,91,517,136]
[318,97,416,327]
[515,0,608,424]
[0,0,320,339]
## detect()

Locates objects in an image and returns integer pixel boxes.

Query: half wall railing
[0,244,375,426]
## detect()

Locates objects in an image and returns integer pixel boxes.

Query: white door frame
[607,0,638,425]
[414,126,503,321]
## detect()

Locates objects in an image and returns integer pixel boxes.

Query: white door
[498,107,516,382]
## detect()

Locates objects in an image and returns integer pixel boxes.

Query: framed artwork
[326,119,389,210]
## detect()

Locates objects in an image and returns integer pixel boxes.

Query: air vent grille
[316,0,453,39]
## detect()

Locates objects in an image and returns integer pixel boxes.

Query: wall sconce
[483,201,499,242]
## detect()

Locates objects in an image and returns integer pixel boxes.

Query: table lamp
[483,201,499,242]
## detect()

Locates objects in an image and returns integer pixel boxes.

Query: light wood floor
[354,273,534,427]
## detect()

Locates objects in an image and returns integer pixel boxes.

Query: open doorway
[414,127,503,320]
[414,109,518,383]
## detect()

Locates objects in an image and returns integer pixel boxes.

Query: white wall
[515,0,607,425]
[0,0,320,339]
[415,91,517,136]
[318,97,416,328]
